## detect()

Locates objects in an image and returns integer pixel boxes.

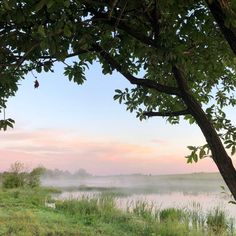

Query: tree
[2,161,27,188]
[206,0,236,55]
[1,1,236,198]
[2,162,45,188]
[28,166,45,188]
[74,168,91,177]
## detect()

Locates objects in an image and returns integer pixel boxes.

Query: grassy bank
[0,188,235,236]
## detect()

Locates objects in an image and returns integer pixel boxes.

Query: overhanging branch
[206,0,236,56]
[93,44,181,96]
[172,65,189,93]
[90,10,157,47]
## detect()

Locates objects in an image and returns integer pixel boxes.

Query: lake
[56,190,236,219]
[42,172,236,218]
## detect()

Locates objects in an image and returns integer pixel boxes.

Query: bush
[2,162,45,189]
[2,172,26,188]
[28,167,45,188]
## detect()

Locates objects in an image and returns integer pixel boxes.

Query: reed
[0,187,235,235]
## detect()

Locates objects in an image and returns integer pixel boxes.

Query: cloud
[0,128,222,175]
[150,139,168,146]
[0,129,154,156]
[0,128,159,173]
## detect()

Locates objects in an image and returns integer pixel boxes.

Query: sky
[0,62,235,175]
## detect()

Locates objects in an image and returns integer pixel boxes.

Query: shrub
[2,162,45,189]
[28,167,45,188]
[2,172,26,188]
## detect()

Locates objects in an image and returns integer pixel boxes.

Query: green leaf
[35,0,47,12]
[64,0,70,7]
[8,119,15,123]
[46,0,54,9]
[63,25,72,37]
[187,146,196,151]
[231,146,236,156]
[226,143,233,149]
[229,201,236,205]
[113,94,120,100]
[36,66,42,73]
[115,89,122,94]
[6,121,13,128]
[192,153,198,163]
[199,149,206,159]
[186,156,192,164]
[3,0,11,10]
[37,25,46,37]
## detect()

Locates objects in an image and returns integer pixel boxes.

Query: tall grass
[56,193,235,236]
[0,187,235,235]
[206,207,230,235]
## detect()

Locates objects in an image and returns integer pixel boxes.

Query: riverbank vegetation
[0,164,234,235]
[0,187,235,236]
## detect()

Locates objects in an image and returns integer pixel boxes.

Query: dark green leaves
[35,0,47,12]
[224,140,236,156]
[0,119,15,131]
[186,145,210,163]
[63,25,72,38]
[113,89,124,104]
[64,62,87,85]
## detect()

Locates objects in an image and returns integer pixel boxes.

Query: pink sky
[0,128,221,175]
[1,63,235,175]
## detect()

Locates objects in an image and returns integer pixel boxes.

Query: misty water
[42,173,236,218]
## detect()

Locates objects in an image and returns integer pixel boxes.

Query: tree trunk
[185,92,236,200]
[173,66,236,200]
[206,0,236,55]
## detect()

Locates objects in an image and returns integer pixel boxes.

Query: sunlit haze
[0,63,235,175]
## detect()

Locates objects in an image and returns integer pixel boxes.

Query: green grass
[0,187,235,235]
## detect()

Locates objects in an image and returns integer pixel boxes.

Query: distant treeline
[0,162,92,187]
[42,168,92,179]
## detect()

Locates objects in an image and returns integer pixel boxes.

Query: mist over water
[41,172,236,218]
[41,172,226,193]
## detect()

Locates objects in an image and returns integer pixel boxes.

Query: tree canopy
[1,0,236,198]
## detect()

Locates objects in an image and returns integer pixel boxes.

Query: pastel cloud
[0,128,220,175]
[0,128,158,174]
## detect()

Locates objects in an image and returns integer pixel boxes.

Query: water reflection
[44,173,236,218]
[56,191,236,218]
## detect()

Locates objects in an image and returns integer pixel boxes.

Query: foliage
[0,0,235,156]
[2,162,27,188]
[1,0,236,197]
[2,162,45,189]
[2,172,26,188]
[28,166,46,188]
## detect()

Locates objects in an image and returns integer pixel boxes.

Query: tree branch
[3,48,91,68]
[15,43,39,69]
[93,44,181,96]
[206,0,236,56]
[90,11,157,47]
[143,109,190,117]
[172,65,190,94]
[37,48,91,60]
